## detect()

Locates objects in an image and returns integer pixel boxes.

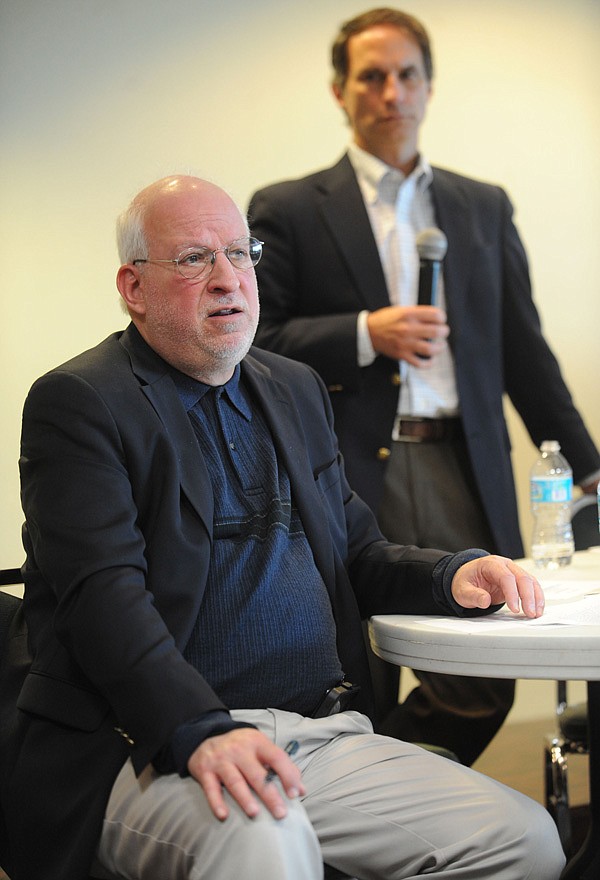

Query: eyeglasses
[133,236,263,280]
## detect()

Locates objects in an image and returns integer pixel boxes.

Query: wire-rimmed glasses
[133,237,263,280]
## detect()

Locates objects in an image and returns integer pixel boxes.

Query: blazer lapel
[317,155,390,311]
[119,326,214,534]
[430,168,473,326]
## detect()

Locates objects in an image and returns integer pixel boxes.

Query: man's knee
[483,793,565,880]
[513,799,566,879]
[101,764,323,880]
[194,796,323,879]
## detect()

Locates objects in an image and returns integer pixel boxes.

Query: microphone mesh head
[416,227,448,261]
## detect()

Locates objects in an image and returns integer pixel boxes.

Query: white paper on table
[420,580,600,631]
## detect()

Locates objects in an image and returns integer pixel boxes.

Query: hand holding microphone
[416,227,448,307]
[366,226,449,365]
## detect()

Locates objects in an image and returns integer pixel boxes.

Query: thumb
[456,583,492,610]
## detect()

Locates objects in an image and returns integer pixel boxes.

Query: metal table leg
[560,680,599,879]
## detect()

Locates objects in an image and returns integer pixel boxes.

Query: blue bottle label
[530,477,572,503]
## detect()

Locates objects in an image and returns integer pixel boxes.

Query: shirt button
[377,447,391,461]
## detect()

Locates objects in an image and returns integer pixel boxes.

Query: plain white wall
[1,0,599,720]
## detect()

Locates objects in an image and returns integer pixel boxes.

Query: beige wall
[1,0,599,718]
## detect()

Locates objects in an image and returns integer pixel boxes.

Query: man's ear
[116,264,146,316]
[332,82,345,110]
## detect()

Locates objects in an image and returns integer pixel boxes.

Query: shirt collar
[347,143,433,205]
[170,363,252,421]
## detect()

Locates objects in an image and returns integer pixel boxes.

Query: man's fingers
[201,764,279,822]
[505,561,545,617]
[200,771,232,821]
[452,556,545,618]
[188,729,305,822]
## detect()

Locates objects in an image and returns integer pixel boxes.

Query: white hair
[116,200,149,266]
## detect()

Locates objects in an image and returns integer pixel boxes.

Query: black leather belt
[311,681,361,717]
[395,416,462,443]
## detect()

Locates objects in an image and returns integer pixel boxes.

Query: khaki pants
[96,709,564,880]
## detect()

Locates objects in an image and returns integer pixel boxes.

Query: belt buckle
[395,416,424,443]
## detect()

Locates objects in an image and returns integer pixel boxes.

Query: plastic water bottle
[530,440,574,568]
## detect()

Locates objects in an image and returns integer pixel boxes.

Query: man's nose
[383,72,405,103]
[206,251,241,291]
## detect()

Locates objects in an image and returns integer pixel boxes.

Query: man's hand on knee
[187,728,305,821]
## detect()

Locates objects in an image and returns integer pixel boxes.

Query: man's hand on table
[452,556,544,618]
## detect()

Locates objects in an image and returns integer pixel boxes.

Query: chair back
[0,571,23,878]
[0,571,22,660]
[0,568,22,587]
[571,495,600,551]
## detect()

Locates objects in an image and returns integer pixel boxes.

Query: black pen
[265,739,300,783]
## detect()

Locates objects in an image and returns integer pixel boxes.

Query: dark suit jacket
[248,154,600,558]
[0,325,451,879]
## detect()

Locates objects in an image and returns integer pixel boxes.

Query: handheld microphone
[416,227,448,307]
[415,227,448,359]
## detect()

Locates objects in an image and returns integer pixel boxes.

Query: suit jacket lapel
[119,326,214,534]
[317,155,390,311]
[430,169,473,326]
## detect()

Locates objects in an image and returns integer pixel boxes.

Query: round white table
[368,550,600,880]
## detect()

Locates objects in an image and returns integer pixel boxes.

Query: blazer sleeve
[19,368,227,773]
[497,188,600,483]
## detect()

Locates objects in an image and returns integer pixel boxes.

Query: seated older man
[0,173,565,880]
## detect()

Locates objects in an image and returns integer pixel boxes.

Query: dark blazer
[0,325,450,880]
[249,154,600,558]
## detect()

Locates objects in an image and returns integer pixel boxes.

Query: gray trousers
[96,709,565,880]
[372,437,515,765]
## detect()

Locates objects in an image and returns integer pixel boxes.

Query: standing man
[248,7,600,764]
[0,174,565,880]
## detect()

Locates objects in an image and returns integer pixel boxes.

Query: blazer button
[377,447,392,461]
[391,372,401,386]
[114,726,135,746]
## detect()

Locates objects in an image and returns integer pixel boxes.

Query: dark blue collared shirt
[171,364,342,715]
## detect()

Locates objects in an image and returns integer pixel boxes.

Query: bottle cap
[540,440,560,453]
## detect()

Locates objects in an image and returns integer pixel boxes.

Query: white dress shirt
[348,144,460,426]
